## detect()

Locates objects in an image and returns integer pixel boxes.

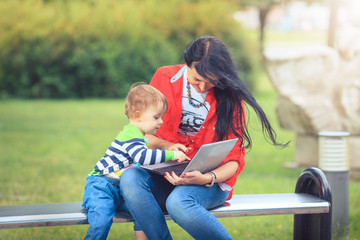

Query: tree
[236,0,281,53]
[235,0,330,54]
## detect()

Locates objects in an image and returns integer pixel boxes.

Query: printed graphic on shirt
[178,110,204,136]
[178,95,210,137]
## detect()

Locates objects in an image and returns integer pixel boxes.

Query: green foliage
[0,0,259,98]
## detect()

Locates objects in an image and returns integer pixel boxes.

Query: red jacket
[150,64,245,199]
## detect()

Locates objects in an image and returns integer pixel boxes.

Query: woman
[119,36,286,240]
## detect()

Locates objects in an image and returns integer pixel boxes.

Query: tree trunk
[259,7,270,54]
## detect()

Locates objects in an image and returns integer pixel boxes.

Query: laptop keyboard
[151,162,189,176]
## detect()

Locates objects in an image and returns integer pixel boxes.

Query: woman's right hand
[166,143,190,153]
[174,150,191,162]
[146,134,191,153]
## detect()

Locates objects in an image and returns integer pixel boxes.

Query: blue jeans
[82,175,131,240]
[120,167,232,240]
[166,184,232,240]
[82,170,174,240]
[82,167,231,239]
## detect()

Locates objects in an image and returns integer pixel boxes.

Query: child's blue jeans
[82,172,174,240]
[82,175,130,240]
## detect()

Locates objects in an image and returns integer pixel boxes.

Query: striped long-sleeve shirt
[89,124,175,179]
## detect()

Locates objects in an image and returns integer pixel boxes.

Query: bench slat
[0,193,330,229]
[210,193,330,218]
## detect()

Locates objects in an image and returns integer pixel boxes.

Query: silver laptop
[141,138,238,176]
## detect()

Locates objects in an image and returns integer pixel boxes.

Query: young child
[82,82,189,240]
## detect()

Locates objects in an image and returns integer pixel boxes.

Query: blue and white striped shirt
[90,124,175,177]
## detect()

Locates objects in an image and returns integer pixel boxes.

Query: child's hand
[175,150,191,162]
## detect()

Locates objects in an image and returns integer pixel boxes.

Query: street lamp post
[318,131,349,237]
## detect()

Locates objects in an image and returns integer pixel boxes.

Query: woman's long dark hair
[184,36,287,149]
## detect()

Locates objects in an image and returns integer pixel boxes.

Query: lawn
[1,71,359,240]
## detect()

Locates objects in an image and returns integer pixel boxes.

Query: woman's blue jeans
[82,166,232,240]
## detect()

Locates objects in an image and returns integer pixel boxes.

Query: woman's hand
[164,161,239,186]
[174,150,191,162]
[164,171,211,186]
[166,143,190,153]
[146,134,191,153]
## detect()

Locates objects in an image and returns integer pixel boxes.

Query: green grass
[1,75,359,239]
[265,29,328,48]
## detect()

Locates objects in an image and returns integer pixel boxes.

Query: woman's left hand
[164,171,210,186]
[164,161,239,186]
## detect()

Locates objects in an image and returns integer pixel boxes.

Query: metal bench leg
[293,167,332,240]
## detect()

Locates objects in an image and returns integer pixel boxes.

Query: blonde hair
[125,82,168,119]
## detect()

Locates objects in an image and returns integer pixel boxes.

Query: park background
[0,0,359,239]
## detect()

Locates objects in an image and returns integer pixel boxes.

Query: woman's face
[186,65,217,93]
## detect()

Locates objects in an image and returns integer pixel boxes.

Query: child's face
[135,103,165,135]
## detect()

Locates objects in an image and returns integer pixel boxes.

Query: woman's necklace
[187,81,206,108]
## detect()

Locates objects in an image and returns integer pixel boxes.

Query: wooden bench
[0,167,332,240]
